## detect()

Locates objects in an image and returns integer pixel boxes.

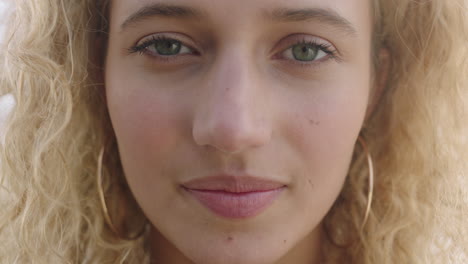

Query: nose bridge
[192,48,271,153]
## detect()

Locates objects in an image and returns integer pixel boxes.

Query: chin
[185,247,282,264]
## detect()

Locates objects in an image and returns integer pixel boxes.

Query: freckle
[227,236,233,242]
[308,119,320,126]
[283,239,287,243]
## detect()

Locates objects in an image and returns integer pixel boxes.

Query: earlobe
[365,48,391,121]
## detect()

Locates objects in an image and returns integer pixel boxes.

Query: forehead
[109,0,372,36]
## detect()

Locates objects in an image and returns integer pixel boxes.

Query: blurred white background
[0,1,6,42]
[0,1,16,141]
[0,1,10,43]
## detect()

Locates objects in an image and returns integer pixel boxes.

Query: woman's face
[105,0,374,263]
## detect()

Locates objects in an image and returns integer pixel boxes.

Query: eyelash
[128,35,340,67]
[278,38,340,67]
[128,35,198,63]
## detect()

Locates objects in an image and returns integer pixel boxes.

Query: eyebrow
[264,7,357,36]
[120,3,202,31]
[120,3,358,37]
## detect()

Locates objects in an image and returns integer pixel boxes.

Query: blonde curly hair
[0,0,467,263]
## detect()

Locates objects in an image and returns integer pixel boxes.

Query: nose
[192,51,271,154]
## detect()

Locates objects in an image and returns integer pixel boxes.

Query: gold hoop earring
[357,136,374,231]
[97,147,146,240]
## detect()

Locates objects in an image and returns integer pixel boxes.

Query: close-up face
[105,0,374,263]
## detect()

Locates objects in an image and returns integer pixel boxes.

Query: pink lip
[182,175,286,219]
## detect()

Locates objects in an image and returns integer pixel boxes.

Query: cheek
[104,66,184,198]
[107,86,177,155]
[278,74,369,207]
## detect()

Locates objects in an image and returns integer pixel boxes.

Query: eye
[286,43,327,61]
[128,35,196,58]
[278,39,338,65]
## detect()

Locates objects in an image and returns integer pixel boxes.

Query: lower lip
[183,187,285,219]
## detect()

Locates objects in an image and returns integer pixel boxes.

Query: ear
[365,48,391,121]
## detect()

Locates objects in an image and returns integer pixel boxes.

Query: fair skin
[104,0,379,263]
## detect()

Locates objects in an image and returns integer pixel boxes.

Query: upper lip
[182,174,286,193]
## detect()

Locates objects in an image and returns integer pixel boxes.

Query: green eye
[281,41,331,63]
[131,36,194,57]
[153,39,182,56]
[292,44,320,61]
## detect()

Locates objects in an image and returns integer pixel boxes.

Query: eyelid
[271,34,341,66]
[129,32,200,56]
[279,34,334,47]
[274,35,337,57]
[138,32,195,46]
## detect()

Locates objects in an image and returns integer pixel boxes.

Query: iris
[292,43,319,61]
